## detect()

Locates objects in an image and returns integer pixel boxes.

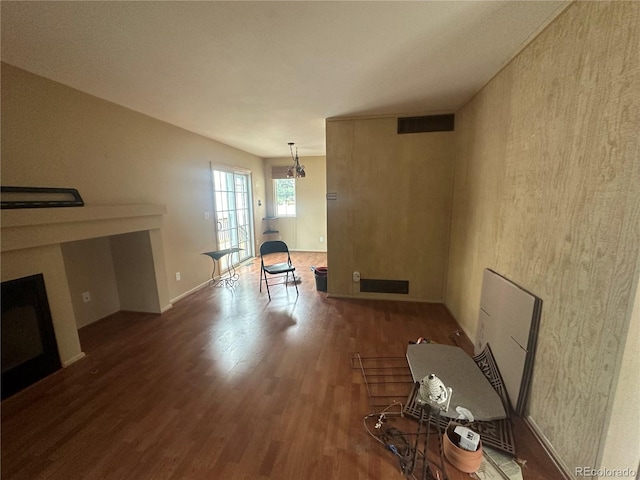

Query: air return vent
[360,279,409,294]
[397,114,455,134]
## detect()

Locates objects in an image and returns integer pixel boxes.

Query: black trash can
[313,266,328,292]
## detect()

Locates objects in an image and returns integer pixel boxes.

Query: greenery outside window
[274,179,296,216]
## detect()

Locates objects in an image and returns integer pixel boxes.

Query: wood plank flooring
[1,252,564,480]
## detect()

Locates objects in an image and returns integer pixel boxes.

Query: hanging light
[287,142,306,178]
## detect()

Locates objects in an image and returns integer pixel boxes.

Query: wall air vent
[397,114,455,134]
[360,279,409,294]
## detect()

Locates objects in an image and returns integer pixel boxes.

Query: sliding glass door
[211,168,254,271]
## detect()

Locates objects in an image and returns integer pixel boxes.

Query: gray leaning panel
[475,269,542,416]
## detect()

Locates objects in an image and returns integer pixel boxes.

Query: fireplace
[1,273,61,399]
[1,204,170,371]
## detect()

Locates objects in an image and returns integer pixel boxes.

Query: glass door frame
[210,163,255,272]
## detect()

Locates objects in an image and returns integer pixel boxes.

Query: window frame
[273,178,296,217]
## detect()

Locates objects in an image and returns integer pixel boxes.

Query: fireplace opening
[1,274,61,400]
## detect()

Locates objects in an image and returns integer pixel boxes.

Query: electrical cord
[363,402,432,477]
[362,401,404,447]
[364,400,449,480]
[381,425,415,475]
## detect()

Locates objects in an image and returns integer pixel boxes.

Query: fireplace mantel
[1,204,167,252]
[1,204,170,368]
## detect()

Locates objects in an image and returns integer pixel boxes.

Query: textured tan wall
[326,116,453,301]
[446,1,640,473]
[263,156,327,252]
[1,63,266,301]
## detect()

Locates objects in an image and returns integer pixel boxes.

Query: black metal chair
[259,240,298,300]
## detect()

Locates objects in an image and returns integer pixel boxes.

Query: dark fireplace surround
[1,273,61,399]
[1,204,169,400]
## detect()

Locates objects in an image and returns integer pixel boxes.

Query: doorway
[211,167,255,272]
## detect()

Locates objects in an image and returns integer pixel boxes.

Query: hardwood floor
[1,252,563,480]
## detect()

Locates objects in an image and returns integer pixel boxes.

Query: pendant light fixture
[287,142,306,178]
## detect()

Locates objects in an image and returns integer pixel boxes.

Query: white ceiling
[1,1,568,158]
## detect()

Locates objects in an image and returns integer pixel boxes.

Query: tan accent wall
[1,63,266,302]
[446,1,640,473]
[262,156,327,252]
[326,116,453,301]
[61,238,120,328]
[110,231,161,313]
[61,231,170,328]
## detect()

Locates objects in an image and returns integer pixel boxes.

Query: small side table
[202,248,243,287]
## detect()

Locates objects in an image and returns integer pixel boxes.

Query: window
[274,178,296,216]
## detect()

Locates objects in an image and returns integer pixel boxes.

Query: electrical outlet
[320,236,324,242]
[352,271,361,282]
[204,211,210,219]
[175,272,181,281]
[82,291,91,303]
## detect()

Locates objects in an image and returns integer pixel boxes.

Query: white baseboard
[62,352,86,367]
[160,303,173,313]
[170,279,210,305]
[459,323,477,350]
[525,415,573,479]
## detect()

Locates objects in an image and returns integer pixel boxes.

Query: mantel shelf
[1,204,166,228]
[1,204,167,252]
